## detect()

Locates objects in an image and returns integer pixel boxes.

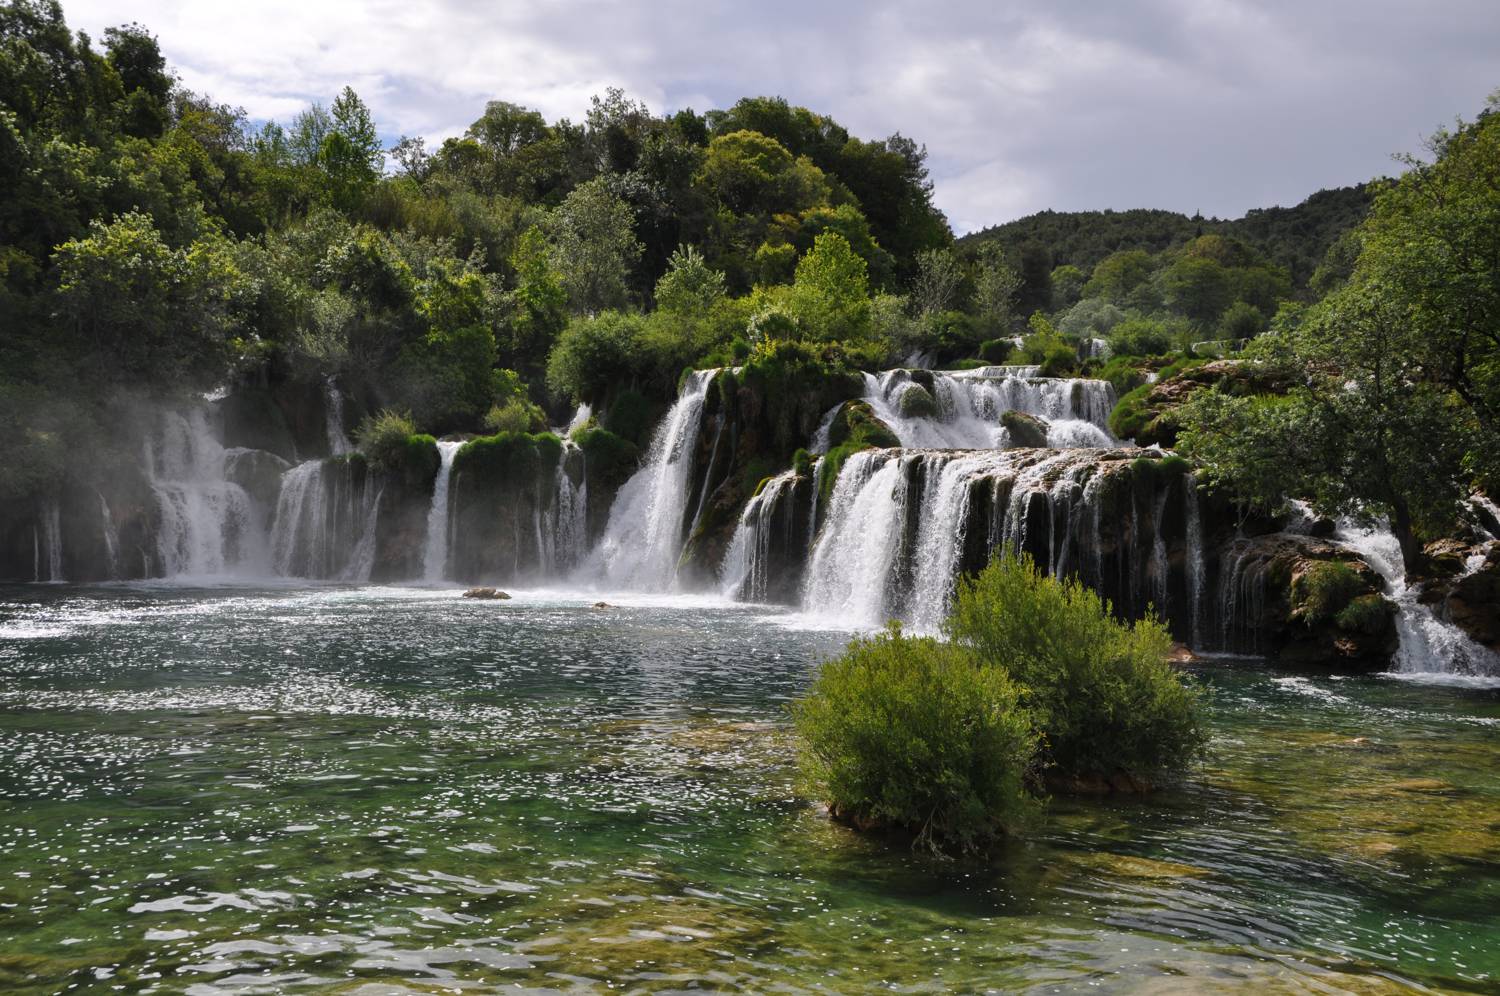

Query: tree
[104,23,172,138]
[506,226,566,369]
[787,232,871,341]
[653,243,725,315]
[971,243,1020,334]
[318,86,382,211]
[546,177,642,314]
[909,247,963,317]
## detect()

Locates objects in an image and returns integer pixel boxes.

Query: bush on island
[946,553,1205,785]
[792,626,1039,855]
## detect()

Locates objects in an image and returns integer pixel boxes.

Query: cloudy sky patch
[65,0,1500,233]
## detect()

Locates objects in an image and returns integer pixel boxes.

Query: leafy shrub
[1335,593,1390,634]
[946,553,1205,781]
[792,626,1039,854]
[545,310,644,404]
[348,408,432,480]
[977,338,1014,363]
[483,397,546,434]
[1106,316,1177,357]
[572,426,640,491]
[1291,560,1366,624]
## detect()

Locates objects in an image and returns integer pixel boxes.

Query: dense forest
[2,0,1496,582]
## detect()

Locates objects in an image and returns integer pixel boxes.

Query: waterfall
[720,470,800,601]
[98,492,121,580]
[1184,478,1207,648]
[861,369,1118,450]
[146,409,264,578]
[1335,520,1500,677]
[1214,538,1268,655]
[801,450,909,626]
[564,402,593,437]
[268,457,374,580]
[589,369,717,589]
[809,403,844,454]
[421,441,464,582]
[33,501,63,582]
[340,484,383,583]
[325,377,352,456]
[553,443,588,573]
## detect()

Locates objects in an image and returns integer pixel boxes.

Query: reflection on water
[1,583,1498,993]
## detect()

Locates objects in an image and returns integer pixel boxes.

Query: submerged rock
[462,587,511,600]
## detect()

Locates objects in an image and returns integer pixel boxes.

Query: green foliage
[786,232,872,341]
[792,626,1039,854]
[453,429,562,488]
[546,177,643,314]
[354,409,419,470]
[1335,594,1390,635]
[947,553,1206,781]
[1290,561,1366,625]
[545,310,646,403]
[484,398,545,434]
[1108,383,1156,441]
[602,388,655,448]
[1106,316,1179,357]
[572,426,640,487]
[978,338,1013,364]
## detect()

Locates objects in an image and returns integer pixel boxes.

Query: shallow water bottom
[1,583,1498,993]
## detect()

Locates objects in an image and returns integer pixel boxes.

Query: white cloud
[64,0,1500,233]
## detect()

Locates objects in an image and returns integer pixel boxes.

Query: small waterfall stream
[1336,521,1500,677]
[325,377,352,456]
[422,441,464,582]
[97,492,121,580]
[589,370,718,589]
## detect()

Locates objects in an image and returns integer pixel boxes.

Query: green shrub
[1291,560,1366,624]
[573,426,640,489]
[1335,593,1389,634]
[356,410,425,470]
[792,627,1039,854]
[602,389,655,449]
[978,338,1013,364]
[483,397,546,434]
[1037,343,1077,377]
[791,448,814,477]
[946,553,1205,782]
[453,430,562,488]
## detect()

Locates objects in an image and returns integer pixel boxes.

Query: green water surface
[1,584,1498,994]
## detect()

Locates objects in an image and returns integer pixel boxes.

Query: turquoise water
[1,584,1498,994]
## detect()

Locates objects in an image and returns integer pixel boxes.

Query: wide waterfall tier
[724,447,1205,635]
[854,369,1118,450]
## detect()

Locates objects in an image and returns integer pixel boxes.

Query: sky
[64,0,1500,235]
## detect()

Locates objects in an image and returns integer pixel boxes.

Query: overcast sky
[63,0,1500,234]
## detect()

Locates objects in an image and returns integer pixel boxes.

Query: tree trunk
[1392,499,1423,578]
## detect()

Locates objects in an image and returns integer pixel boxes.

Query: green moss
[1001,410,1049,448]
[1292,561,1367,624]
[791,448,814,477]
[1109,383,1156,440]
[574,427,640,487]
[897,383,938,418]
[1335,593,1390,634]
[453,430,562,488]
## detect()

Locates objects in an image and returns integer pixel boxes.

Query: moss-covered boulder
[897,383,938,418]
[1000,410,1049,448]
[1219,533,1398,669]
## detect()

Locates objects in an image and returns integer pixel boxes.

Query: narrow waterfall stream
[421,441,464,582]
[589,369,718,589]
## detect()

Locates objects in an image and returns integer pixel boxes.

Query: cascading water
[720,470,800,601]
[801,450,910,626]
[1336,520,1500,677]
[98,492,121,581]
[861,369,1118,450]
[33,501,63,583]
[268,458,376,580]
[146,409,264,578]
[553,443,588,574]
[421,441,464,582]
[1183,480,1207,648]
[325,377,352,456]
[589,369,718,589]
